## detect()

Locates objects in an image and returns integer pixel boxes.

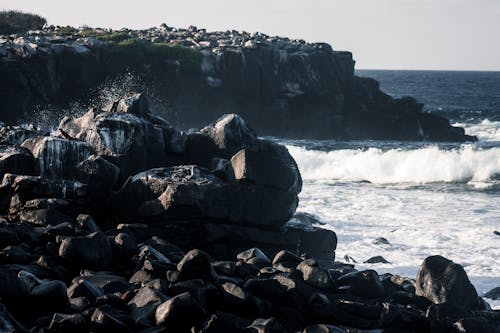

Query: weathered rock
[77,273,130,294]
[297,259,335,290]
[452,317,500,333]
[415,255,482,310]
[19,208,72,226]
[231,148,298,192]
[104,92,149,115]
[177,249,216,281]
[113,232,137,259]
[199,312,251,333]
[155,292,206,331]
[236,248,271,269]
[0,146,34,178]
[91,305,131,332]
[21,136,94,180]
[18,270,70,314]
[67,278,104,303]
[58,232,113,268]
[58,97,182,179]
[336,270,385,299]
[364,255,390,264]
[483,287,500,300]
[200,114,259,157]
[48,313,88,333]
[216,282,271,317]
[110,165,298,228]
[128,286,168,327]
[76,154,120,202]
[246,318,287,333]
[272,250,302,266]
[1,173,87,200]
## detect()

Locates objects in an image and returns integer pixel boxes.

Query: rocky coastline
[0,93,497,332]
[0,25,476,142]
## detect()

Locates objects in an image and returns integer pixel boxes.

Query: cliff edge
[0,25,476,142]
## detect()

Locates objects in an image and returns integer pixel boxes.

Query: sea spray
[21,71,174,131]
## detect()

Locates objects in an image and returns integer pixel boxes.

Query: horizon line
[356,68,500,73]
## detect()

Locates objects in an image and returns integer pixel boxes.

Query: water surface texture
[281,70,500,308]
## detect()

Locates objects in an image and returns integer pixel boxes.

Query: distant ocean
[280,70,500,308]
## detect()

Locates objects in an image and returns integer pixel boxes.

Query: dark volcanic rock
[0,146,34,178]
[49,313,88,333]
[177,249,216,281]
[0,27,475,142]
[415,255,482,310]
[200,113,259,157]
[155,292,206,331]
[21,136,94,180]
[58,232,113,268]
[336,270,385,299]
[109,164,298,228]
[58,95,184,180]
[483,287,500,300]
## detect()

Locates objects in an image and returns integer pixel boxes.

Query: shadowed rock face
[415,255,482,310]
[1,94,302,231]
[0,26,476,142]
[0,94,496,332]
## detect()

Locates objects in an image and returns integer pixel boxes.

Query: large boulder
[58,94,184,180]
[415,255,482,310]
[21,136,94,180]
[76,154,120,203]
[58,232,113,269]
[0,146,34,178]
[0,174,87,200]
[109,165,297,228]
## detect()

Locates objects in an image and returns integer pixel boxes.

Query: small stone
[364,256,390,264]
[483,287,500,300]
[372,237,391,245]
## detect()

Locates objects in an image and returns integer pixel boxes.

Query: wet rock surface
[0,25,475,142]
[0,94,494,332]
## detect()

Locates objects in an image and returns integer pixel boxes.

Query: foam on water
[456,119,500,143]
[287,144,500,185]
[287,143,500,309]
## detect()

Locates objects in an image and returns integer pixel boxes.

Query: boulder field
[0,94,497,332]
[0,25,476,142]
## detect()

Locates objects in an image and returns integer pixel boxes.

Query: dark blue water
[356,70,500,123]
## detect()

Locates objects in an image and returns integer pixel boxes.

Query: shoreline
[0,94,498,332]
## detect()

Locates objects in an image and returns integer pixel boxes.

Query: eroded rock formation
[0,25,476,142]
[0,94,496,332]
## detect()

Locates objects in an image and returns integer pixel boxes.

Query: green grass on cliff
[0,10,46,35]
[98,33,201,75]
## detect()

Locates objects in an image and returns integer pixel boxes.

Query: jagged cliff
[0,25,476,141]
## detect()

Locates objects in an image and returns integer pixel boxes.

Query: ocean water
[282,70,500,308]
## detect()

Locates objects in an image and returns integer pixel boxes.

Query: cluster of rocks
[0,24,337,60]
[0,220,499,333]
[0,93,497,332]
[0,24,476,142]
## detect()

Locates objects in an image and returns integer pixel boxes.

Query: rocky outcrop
[0,94,496,332]
[0,26,475,142]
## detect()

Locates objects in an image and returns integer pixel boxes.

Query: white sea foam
[287,144,500,185]
[455,119,500,142]
[287,143,500,309]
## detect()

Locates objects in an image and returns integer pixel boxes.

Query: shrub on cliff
[0,10,46,35]
[102,37,201,75]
